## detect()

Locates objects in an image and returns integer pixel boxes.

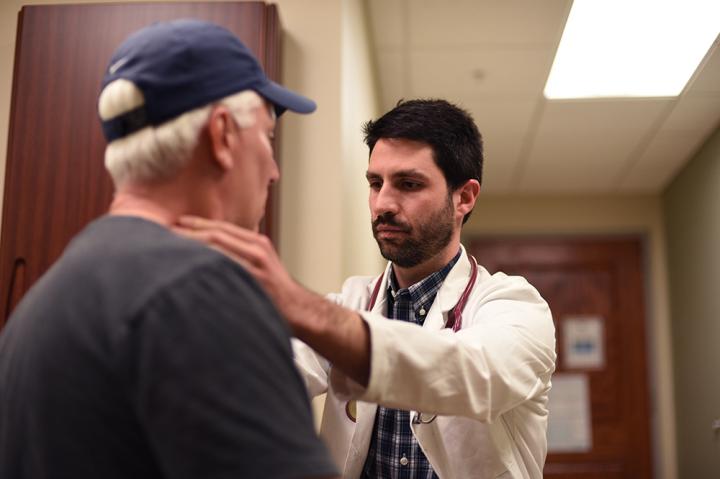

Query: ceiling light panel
[544,0,720,99]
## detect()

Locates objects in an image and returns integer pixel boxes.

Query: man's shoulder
[77,215,238,274]
[92,216,263,317]
[70,215,218,266]
[14,216,253,324]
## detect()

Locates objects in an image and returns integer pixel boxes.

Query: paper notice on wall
[563,315,605,369]
[547,373,592,453]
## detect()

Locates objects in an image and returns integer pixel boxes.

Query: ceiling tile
[466,99,537,192]
[619,124,720,192]
[521,133,633,187]
[516,165,622,193]
[617,97,720,191]
[518,100,673,192]
[618,159,686,193]
[685,38,720,96]
[531,100,673,134]
[407,0,572,47]
[662,96,720,132]
[465,99,538,140]
[409,47,553,100]
[481,135,524,187]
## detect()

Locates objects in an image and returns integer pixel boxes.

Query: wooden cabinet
[0,2,282,326]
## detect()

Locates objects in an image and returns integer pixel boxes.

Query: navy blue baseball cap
[100,19,316,142]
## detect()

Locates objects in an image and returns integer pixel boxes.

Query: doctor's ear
[454,179,480,217]
[208,105,237,171]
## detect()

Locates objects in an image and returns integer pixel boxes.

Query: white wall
[272,0,345,292]
[340,0,384,278]
[273,0,381,291]
[464,194,677,479]
[663,127,720,478]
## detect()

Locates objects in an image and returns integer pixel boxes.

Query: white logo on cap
[109,56,129,74]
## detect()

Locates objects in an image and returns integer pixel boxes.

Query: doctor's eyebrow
[365,172,381,182]
[365,169,429,187]
[394,169,429,180]
[366,169,430,181]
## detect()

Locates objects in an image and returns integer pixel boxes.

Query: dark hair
[362,99,483,224]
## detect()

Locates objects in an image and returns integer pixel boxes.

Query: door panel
[467,237,653,479]
[0,2,281,326]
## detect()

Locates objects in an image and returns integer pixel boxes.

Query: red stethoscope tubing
[366,257,478,332]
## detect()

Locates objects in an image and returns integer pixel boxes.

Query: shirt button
[400,455,409,466]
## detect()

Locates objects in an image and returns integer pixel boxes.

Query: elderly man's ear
[208,105,237,171]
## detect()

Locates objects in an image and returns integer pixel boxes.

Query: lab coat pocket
[432,415,512,478]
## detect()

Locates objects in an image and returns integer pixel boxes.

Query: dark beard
[372,197,454,268]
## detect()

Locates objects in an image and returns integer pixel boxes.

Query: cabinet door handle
[4,258,27,320]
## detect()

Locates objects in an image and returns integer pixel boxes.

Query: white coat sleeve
[291,338,330,398]
[330,273,556,423]
[291,287,367,398]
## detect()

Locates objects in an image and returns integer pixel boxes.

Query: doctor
[178,99,556,478]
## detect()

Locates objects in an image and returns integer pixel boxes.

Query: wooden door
[467,237,653,479]
[0,2,281,327]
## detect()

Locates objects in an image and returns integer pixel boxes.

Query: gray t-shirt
[0,216,336,479]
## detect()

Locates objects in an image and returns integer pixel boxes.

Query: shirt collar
[387,249,461,305]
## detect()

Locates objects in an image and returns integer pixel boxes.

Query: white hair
[98,79,263,186]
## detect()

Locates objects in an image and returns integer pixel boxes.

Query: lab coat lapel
[344,264,391,476]
[422,245,473,331]
[343,400,378,477]
[366,260,392,315]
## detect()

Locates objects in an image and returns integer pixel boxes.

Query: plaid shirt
[361,250,461,479]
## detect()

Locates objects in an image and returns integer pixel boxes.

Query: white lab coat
[293,245,556,478]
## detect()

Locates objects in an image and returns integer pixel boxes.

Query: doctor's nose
[371,185,400,218]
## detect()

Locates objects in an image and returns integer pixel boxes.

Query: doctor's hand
[174,215,371,387]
